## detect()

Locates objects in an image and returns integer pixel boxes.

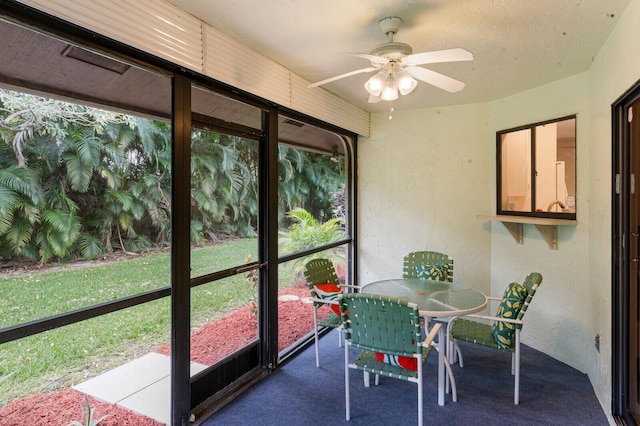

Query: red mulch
[0,285,327,425]
[155,284,324,363]
[0,390,161,426]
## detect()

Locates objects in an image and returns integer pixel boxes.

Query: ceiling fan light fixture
[396,71,417,95]
[380,76,398,101]
[364,72,386,96]
[308,15,472,104]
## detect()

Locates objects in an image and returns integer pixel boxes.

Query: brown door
[630,99,640,422]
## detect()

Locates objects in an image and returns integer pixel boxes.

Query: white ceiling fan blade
[308,66,378,88]
[406,66,466,93]
[402,48,473,66]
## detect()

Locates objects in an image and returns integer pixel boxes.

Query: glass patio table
[360,278,487,406]
[360,278,487,317]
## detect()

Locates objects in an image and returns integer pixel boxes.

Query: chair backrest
[517,272,543,321]
[339,293,422,357]
[303,258,340,288]
[402,251,454,282]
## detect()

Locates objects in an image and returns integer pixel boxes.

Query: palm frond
[6,218,33,250]
[62,151,93,192]
[0,166,43,205]
[0,185,18,216]
[78,233,104,260]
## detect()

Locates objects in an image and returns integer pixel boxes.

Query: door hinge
[632,174,636,194]
[629,106,634,122]
[616,174,621,194]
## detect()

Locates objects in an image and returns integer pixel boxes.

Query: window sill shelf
[477,214,577,250]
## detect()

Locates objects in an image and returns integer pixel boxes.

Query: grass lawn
[0,238,298,406]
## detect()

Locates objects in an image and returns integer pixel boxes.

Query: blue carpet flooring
[202,330,608,425]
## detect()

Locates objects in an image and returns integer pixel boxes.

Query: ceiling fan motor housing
[369,42,413,60]
[372,17,411,60]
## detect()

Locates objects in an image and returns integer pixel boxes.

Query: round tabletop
[360,278,487,317]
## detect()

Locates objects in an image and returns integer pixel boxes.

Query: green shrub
[278,208,345,275]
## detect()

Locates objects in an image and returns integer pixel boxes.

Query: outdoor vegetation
[0,88,347,407]
[0,88,345,263]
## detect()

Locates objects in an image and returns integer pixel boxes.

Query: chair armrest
[465,313,524,325]
[421,322,442,347]
[340,284,361,290]
[308,297,338,305]
[475,296,508,316]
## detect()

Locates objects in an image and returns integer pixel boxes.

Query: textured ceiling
[166,0,631,114]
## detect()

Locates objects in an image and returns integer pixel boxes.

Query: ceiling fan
[308,17,473,103]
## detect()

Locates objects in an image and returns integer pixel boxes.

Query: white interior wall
[488,72,590,373]
[502,129,531,211]
[535,122,560,211]
[357,103,492,296]
[358,75,590,366]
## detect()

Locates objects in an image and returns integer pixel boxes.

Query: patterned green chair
[303,258,358,368]
[404,251,458,359]
[339,293,445,426]
[448,272,543,404]
[403,251,454,282]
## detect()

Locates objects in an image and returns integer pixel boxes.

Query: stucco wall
[357,103,492,296]
[359,77,590,362]
[359,77,592,367]
[487,72,590,371]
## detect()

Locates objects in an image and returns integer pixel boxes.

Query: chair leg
[453,338,464,367]
[362,372,380,387]
[338,327,343,348]
[447,336,464,368]
[514,330,521,405]
[437,325,445,406]
[454,341,464,366]
[313,306,320,368]
[417,355,423,426]
[443,334,457,400]
[345,343,351,420]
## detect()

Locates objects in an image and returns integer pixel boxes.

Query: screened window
[0,16,173,411]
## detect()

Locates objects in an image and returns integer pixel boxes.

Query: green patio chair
[403,251,454,282]
[448,272,543,404]
[403,251,459,360]
[303,258,358,368]
[339,293,446,426]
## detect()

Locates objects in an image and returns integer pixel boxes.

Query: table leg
[438,326,445,406]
